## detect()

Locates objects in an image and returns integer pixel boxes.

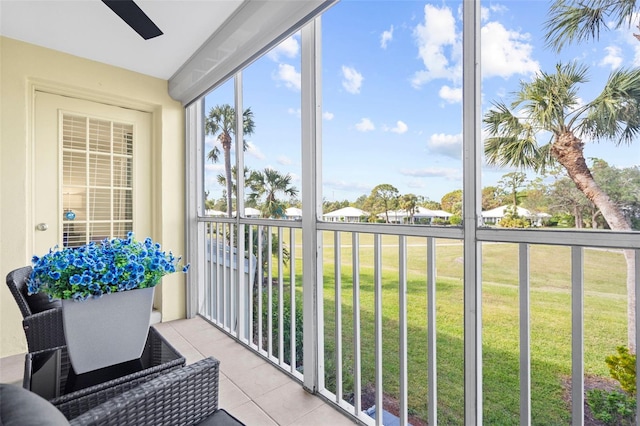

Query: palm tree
[399,193,418,224]
[205,104,255,217]
[247,168,298,218]
[216,166,251,212]
[545,0,639,51]
[484,62,640,351]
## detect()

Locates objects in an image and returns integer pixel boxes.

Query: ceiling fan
[102,0,163,40]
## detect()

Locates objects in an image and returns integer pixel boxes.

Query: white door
[34,92,152,254]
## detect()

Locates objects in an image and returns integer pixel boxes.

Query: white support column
[462,0,483,424]
[235,73,247,342]
[301,17,324,393]
[185,100,204,318]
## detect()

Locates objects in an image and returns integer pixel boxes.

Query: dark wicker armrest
[69,357,220,426]
[23,308,65,352]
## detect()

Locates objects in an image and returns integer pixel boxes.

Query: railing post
[185,99,204,319]
[301,17,324,393]
[462,0,483,423]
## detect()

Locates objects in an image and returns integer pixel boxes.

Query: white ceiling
[0,0,244,79]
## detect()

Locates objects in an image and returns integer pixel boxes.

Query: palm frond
[207,146,220,163]
[579,68,640,144]
[544,0,607,51]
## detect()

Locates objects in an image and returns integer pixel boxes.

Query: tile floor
[0,316,358,426]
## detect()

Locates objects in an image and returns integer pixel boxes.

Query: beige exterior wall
[0,36,187,357]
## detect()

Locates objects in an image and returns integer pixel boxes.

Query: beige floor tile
[219,375,251,410]
[0,353,24,384]
[287,403,357,426]
[166,316,212,333]
[254,381,324,426]
[228,401,278,426]
[231,362,293,400]
[212,344,266,380]
[154,325,205,365]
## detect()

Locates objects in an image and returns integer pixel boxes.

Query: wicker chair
[1,357,242,426]
[6,266,66,352]
[68,357,241,425]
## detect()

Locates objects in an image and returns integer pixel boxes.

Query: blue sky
[204,0,640,205]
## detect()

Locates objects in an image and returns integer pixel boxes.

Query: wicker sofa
[1,357,243,425]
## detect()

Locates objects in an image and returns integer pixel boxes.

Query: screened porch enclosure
[184,2,640,425]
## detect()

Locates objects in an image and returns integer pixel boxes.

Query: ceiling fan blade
[102,0,163,40]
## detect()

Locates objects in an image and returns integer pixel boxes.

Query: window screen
[62,113,133,247]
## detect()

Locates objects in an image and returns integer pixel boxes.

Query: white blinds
[168,0,337,105]
[62,113,133,247]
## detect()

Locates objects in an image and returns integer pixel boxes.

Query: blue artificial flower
[28,234,188,301]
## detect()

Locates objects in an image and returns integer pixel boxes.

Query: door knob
[36,223,48,231]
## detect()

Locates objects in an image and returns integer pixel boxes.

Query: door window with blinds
[62,113,134,247]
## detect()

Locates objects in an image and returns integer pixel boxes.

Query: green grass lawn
[268,229,628,425]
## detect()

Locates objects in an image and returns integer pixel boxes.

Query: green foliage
[498,216,532,228]
[586,389,636,425]
[441,189,463,216]
[431,218,450,225]
[499,207,531,228]
[247,168,298,218]
[605,346,637,395]
[258,288,303,368]
[449,214,462,225]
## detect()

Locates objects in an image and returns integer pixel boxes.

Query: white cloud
[267,35,300,61]
[204,163,224,173]
[355,118,375,132]
[411,4,460,88]
[411,5,538,89]
[246,142,266,160]
[481,21,539,79]
[381,25,394,49]
[323,111,335,120]
[387,120,408,134]
[427,133,462,159]
[277,156,292,165]
[274,64,301,91]
[601,45,623,69]
[400,167,461,179]
[342,66,364,94]
[288,108,301,118]
[324,179,372,193]
[439,85,462,103]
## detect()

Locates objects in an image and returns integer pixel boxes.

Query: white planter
[62,287,154,374]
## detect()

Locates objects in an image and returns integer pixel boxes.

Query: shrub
[431,218,450,225]
[255,287,303,369]
[449,215,462,225]
[605,346,636,396]
[498,216,531,228]
[586,389,636,425]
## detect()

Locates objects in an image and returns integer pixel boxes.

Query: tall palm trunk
[222,133,233,217]
[554,131,636,352]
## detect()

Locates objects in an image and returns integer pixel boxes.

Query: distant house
[285,207,302,220]
[378,207,453,224]
[480,205,549,226]
[323,207,369,223]
[204,209,226,217]
[232,207,261,218]
[413,207,453,223]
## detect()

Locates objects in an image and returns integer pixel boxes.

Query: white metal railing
[196,216,639,425]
